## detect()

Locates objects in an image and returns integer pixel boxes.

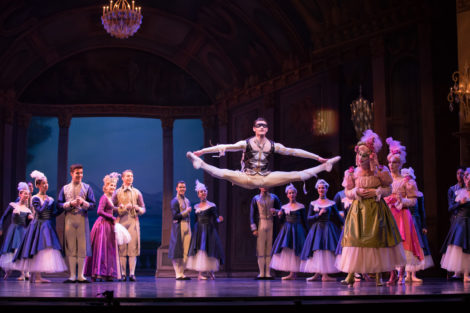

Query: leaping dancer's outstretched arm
[274,143,327,163]
[194,140,247,157]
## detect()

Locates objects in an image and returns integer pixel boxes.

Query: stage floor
[1,276,469,310]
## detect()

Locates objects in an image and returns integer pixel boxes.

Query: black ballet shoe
[182,276,191,280]
[129,275,136,282]
[63,279,76,283]
[121,275,127,282]
[77,279,91,284]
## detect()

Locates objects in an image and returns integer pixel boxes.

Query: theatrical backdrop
[0,0,467,277]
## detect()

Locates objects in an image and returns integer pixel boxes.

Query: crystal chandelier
[447,63,470,120]
[350,86,374,140]
[102,0,142,39]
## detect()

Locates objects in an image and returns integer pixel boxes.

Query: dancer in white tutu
[335,130,405,286]
[0,182,33,280]
[300,179,344,282]
[441,168,470,282]
[270,184,307,280]
[186,180,224,280]
[13,171,68,283]
[186,117,340,190]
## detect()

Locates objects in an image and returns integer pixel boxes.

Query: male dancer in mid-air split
[186,117,340,189]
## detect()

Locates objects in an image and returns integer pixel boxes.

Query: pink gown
[84,195,121,279]
[385,175,424,270]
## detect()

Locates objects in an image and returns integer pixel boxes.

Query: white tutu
[270,248,301,272]
[300,250,339,274]
[335,244,406,273]
[0,253,17,271]
[186,250,220,272]
[404,251,433,272]
[14,248,67,273]
[441,245,470,273]
[115,223,131,245]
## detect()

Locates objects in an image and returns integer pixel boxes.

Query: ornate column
[201,114,217,204]
[1,89,16,209]
[156,117,174,276]
[56,113,72,246]
[14,111,32,183]
[370,36,388,160]
[456,0,470,164]
[216,103,230,273]
[418,22,440,261]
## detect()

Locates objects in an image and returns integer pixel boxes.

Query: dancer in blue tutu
[441,167,470,282]
[270,183,307,280]
[186,180,224,280]
[0,182,33,280]
[13,171,67,283]
[300,179,344,282]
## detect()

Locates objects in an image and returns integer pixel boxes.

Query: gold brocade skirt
[335,198,406,273]
[342,198,402,248]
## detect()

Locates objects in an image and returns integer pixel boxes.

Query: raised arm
[195,140,247,157]
[274,143,325,162]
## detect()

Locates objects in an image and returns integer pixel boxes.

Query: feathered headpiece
[195,179,207,192]
[386,137,407,164]
[103,172,121,185]
[30,170,47,182]
[355,129,382,153]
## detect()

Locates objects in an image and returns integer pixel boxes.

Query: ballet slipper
[340,273,355,287]
[387,270,398,286]
[198,273,208,280]
[325,156,341,172]
[410,272,422,283]
[186,152,203,169]
[321,274,336,282]
[375,273,384,286]
[282,272,295,280]
[306,273,320,282]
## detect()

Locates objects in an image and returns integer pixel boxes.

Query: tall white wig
[17,182,29,192]
[386,137,407,164]
[356,129,382,154]
[285,183,297,194]
[315,179,329,189]
[195,179,207,192]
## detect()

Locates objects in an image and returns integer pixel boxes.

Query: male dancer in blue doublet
[58,164,96,283]
[250,187,281,279]
[168,181,192,280]
[448,167,466,222]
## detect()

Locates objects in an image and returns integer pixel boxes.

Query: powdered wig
[355,129,382,154]
[386,137,407,165]
[17,182,29,193]
[285,183,297,194]
[103,172,120,192]
[30,170,47,187]
[315,179,329,189]
[195,179,207,193]
[401,167,416,180]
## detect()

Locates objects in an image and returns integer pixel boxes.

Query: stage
[0,276,469,311]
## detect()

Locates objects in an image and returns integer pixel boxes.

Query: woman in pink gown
[84,173,121,282]
[384,138,424,284]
